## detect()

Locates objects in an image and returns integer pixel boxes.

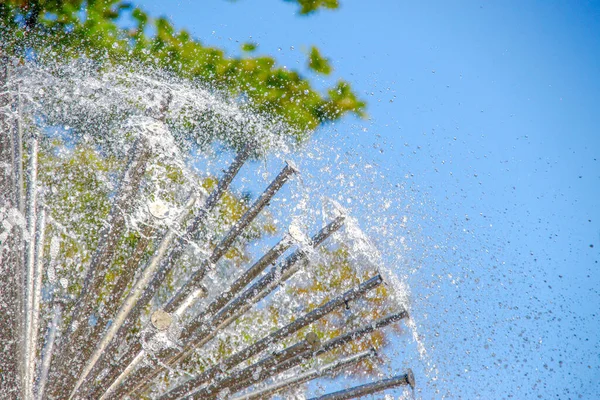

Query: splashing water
[0,59,425,399]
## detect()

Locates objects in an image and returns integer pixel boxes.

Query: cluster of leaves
[0,0,365,140]
[289,0,340,15]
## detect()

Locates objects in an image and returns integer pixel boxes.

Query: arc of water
[228,348,378,400]
[101,218,344,400]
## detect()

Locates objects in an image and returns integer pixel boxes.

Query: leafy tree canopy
[0,0,365,140]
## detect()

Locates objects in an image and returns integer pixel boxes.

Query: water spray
[0,60,415,400]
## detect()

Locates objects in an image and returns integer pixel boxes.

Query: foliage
[308,45,333,75]
[0,0,364,139]
[288,0,341,15]
[240,42,258,53]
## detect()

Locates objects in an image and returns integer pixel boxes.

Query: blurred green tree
[0,0,364,139]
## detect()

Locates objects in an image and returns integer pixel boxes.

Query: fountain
[0,59,414,399]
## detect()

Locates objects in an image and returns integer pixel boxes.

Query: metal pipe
[110,218,344,399]
[188,234,293,327]
[23,130,38,400]
[316,311,409,356]
[224,311,409,397]
[86,233,293,400]
[221,214,346,325]
[173,333,321,400]
[187,142,255,239]
[28,207,46,393]
[35,303,61,400]
[100,223,156,321]
[86,161,296,399]
[159,275,383,400]
[68,194,196,398]
[44,135,152,398]
[194,215,345,341]
[308,371,415,400]
[73,145,254,398]
[164,161,298,316]
[229,349,377,400]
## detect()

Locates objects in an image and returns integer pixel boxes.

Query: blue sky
[133,1,599,398]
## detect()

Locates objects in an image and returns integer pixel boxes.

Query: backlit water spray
[0,59,428,399]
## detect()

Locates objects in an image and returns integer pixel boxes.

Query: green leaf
[308,45,332,75]
[291,0,340,15]
[241,42,257,52]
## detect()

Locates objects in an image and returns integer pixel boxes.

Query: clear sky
[133,1,599,398]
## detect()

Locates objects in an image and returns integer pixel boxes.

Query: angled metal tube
[164,161,298,316]
[45,135,152,397]
[73,145,254,398]
[316,310,409,356]
[186,142,255,240]
[35,303,61,400]
[228,349,377,400]
[189,234,293,326]
[174,333,321,400]
[23,131,39,400]
[159,275,383,400]
[68,193,196,399]
[108,218,345,399]
[307,371,415,400]
[224,310,409,396]
[189,216,344,344]
[83,233,291,400]
[195,215,345,340]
